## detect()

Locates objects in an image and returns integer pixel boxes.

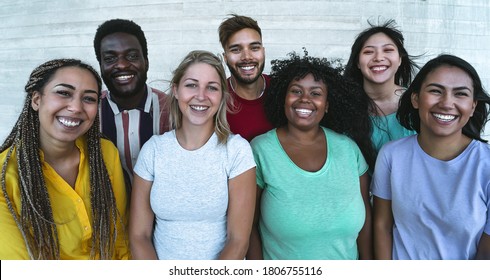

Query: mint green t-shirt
[370,112,416,153]
[251,127,368,260]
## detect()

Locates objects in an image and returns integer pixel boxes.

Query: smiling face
[223,28,265,85]
[284,73,328,131]
[358,32,402,86]
[99,32,148,101]
[173,62,223,130]
[31,66,99,147]
[412,65,477,140]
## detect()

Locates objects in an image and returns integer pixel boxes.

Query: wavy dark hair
[344,19,419,89]
[266,50,376,169]
[397,54,490,142]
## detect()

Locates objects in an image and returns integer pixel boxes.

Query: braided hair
[1,59,122,259]
[265,50,376,169]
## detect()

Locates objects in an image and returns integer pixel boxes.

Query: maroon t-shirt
[226,74,274,142]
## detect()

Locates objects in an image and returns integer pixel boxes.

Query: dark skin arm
[245,186,264,260]
[373,196,393,260]
[475,233,490,259]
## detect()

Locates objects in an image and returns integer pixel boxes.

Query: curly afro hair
[265,50,376,169]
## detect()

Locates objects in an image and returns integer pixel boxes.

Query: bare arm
[357,173,373,260]
[129,174,158,259]
[246,186,263,260]
[218,167,256,260]
[373,196,393,260]
[475,233,490,260]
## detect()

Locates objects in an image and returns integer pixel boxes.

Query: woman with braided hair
[0,59,129,259]
[247,51,374,260]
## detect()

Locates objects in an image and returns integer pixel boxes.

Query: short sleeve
[227,134,256,180]
[133,135,157,182]
[371,144,393,200]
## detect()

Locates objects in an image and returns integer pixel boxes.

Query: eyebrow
[55,83,98,94]
[184,78,220,85]
[362,43,396,48]
[426,83,472,91]
[227,41,262,49]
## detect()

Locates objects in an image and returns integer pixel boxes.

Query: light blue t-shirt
[251,127,368,260]
[370,112,416,153]
[134,131,256,260]
[371,135,490,259]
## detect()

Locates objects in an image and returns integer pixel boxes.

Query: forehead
[289,73,327,88]
[100,32,142,52]
[46,66,98,87]
[363,32,397,47]
[424,65,473,89]
[226,28,262,46]
[182,62,221,83]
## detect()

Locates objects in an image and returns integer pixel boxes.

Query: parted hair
[397,54,490,142]
[218,14,262,49]
[167,50,231,144]
[344,18,419,89]
[266,50,376,169]
[0,58,123,259]
[93,18,148,62]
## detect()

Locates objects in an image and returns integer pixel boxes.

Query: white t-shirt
[134,130,256,259]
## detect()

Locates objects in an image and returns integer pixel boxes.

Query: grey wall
[1,0,489,140]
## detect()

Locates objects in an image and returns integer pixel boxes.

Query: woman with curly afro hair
[247,51,374,260]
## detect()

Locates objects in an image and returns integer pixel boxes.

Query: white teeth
[433,113,456,122]
[371,66,387,71]
[296,108,313,115]
[240,66,254,71]
[58,117,81,127]
[115,75,134,81]
[190,105,208,111]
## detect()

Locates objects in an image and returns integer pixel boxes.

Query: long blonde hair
[167,50,231,144]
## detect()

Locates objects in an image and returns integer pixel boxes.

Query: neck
[364,81,402,115]
[111,85,147,110]
[230,75,265,100]
[40,138,79,166]
[176,123,214,151]
[280,125,323,145]
[417,132,472,161]
[363,81,400,102]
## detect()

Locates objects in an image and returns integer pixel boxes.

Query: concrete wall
[1,0,489,141]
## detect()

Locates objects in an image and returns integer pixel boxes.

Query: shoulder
[377,135,416,160]
[250,129,275,148]
[100,138,120,159]
[227,133,252,149]
[323,127,356,146]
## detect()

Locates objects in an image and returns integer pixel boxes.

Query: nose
[241,48,252,61]
[373,50,384,62]
[439,93,455,109]
[195,87,206,101]
[299,92,311,103]
[115,56,130,69]
[67,98,83,112]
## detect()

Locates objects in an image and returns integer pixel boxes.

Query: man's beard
[227,62,265,85]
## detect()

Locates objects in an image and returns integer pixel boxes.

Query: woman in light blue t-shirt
[372,54,490,259]
[247,51,375,260]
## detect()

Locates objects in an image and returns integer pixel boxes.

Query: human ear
[172,84,178,100]
[31,91,41,111]
[411,92,419,109]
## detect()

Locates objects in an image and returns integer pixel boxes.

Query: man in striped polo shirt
[94,19,169,189]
